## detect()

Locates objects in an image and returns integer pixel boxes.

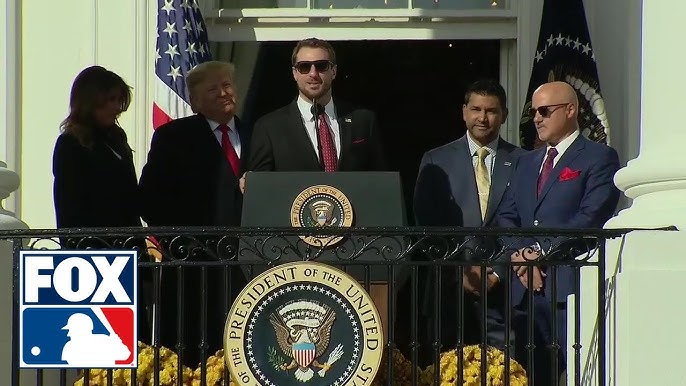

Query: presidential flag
[153,0,212,129]
[519,0,609,150]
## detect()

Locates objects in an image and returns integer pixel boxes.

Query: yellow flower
[419,345,528,386]
[72,341,194,386]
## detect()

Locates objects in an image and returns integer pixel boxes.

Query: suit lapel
[287,101,322,170]
[336,104,353,170]
[524,148,546,209]
[195,114,224,157]
[536,135,586,205]
[483,140,515,224]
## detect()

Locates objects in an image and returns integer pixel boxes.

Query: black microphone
[310,101,324,116]
[311,99,326,169]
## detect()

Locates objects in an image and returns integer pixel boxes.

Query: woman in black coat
[53,66,139,230]
[52,66,151,342]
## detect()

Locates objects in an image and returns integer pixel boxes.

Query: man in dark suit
[245,37,385,177]
[139,61,248,366]
[414,80,526,354]
[496,81,620,383]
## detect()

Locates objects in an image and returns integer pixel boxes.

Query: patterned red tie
[537,147,558,197]
[219,124,240,176]
[318,112,338,172]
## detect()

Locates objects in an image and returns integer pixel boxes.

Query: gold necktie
[475,147,491,220]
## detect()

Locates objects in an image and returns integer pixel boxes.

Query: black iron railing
[4,226,659,386]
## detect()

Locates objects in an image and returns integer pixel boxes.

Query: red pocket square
[559,167,581,181]
[352,139,366,144]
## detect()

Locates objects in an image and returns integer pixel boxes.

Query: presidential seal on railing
[224,261,382,386]
[290,185,353,247]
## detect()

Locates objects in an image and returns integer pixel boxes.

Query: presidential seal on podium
[290,185,354,247]
[224,262,382,386]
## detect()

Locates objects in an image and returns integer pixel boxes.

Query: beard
[299,82,331,102]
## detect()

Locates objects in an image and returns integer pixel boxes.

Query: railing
[5,226,645,386]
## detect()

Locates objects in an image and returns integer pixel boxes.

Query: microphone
[311,99,325,169]
[310,100,324,116]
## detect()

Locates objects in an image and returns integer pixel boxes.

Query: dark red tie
[318,112,338,172]
[537,147,558,197]
[219,124,240,176]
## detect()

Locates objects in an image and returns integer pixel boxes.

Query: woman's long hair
[60,66,133,150]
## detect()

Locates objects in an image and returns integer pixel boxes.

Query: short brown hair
[291,38,337,65]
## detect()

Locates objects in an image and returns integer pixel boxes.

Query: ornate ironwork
[4,226,675,386]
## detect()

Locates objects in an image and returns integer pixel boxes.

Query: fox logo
[19,251,137,368]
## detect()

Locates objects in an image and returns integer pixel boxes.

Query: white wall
[584,0,642,167]
[18,0,155,229]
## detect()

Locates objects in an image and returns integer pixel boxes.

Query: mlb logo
[19,251,137,368]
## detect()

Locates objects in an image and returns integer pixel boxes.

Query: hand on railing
[511,247,545,291]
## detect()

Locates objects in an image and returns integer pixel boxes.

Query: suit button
[533,220,539,226]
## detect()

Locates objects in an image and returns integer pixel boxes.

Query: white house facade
[2,0,683,385]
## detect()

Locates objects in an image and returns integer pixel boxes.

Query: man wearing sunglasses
[496,81,620,383]
[245,37,386,178]
[413,79,526,355]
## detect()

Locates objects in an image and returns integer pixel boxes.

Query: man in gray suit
[414,79,526,351]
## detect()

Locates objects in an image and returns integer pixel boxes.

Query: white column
[0,162,29,385]
[579,2,686,385]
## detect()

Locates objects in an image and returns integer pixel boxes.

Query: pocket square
[559,167,581,181]
[352,138,366,144]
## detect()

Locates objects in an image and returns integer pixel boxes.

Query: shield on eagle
[293,342,316,367]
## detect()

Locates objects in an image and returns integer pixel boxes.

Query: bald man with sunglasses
[246,37,386,176]
[495,81,620,383]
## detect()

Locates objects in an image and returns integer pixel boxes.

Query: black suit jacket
[53,132,141,228]
[138,114,249,365]
[139,114,249,227]
[248,99,386,172]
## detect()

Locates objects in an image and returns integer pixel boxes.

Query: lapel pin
[344,118,352,123]
[504,161,512,166]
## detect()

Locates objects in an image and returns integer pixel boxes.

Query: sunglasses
[294,60,333,74]
[528,103,569,118]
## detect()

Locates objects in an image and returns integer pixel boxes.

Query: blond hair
[186,61,235,109]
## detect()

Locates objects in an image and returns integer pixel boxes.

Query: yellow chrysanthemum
[419,345,528,386]
[72,341,194,386]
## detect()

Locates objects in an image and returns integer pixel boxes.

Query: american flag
[153,0,212,129]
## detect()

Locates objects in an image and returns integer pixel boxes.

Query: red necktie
[537,147,558,197]
[318,112,338,172]
[219,124,240,176]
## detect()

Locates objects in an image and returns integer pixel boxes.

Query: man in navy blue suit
[496,81,620,383]
[414,80,526,354]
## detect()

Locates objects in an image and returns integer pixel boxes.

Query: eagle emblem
[269,300,344,382]
[308,200,338,227]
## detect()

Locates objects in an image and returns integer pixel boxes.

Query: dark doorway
[244,40,501,223]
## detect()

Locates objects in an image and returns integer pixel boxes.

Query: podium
[240,171,406,338]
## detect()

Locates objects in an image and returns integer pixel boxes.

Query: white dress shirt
[296,95,342,158]
[207,116,241,158]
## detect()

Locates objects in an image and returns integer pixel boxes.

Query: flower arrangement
[73,342,525,386]
[190,349,235,386]
[419,345,528,386]
[72,342,227,386]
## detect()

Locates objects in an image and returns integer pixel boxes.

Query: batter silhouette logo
[19,250,137,368]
